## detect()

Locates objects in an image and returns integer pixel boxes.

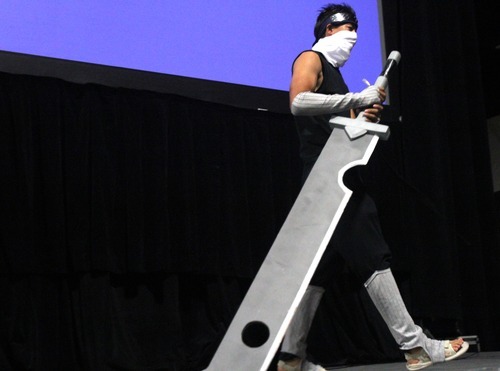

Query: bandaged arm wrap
[291,85,381,116]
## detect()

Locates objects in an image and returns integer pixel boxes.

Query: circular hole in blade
[241,321,270,348]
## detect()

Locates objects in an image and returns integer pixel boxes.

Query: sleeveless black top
[293,51,350,181]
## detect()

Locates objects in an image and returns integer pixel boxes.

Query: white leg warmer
[364,269,445,363]
[281,285,325,359]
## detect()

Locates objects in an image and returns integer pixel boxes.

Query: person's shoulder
[295,50,321,60]
[293,50,322,65]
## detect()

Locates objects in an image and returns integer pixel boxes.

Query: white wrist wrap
[291,85,380,116]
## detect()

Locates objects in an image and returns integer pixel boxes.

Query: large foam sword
[205,51,401,371]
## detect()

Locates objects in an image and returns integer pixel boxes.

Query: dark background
[1,0,499,369]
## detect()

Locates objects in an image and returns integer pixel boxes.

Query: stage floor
[324,351,500,370]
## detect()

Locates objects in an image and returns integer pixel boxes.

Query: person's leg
[364,269,443,360]
[278,285,325,371]
[365,268,468,369]
[280,285,325,359]
[333,190,468,368]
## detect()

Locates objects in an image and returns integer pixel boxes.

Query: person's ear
[325,24,335,36]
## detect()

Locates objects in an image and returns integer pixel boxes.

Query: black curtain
[379,0,500,349]
[0,71,306,370]
[1,0,499,370]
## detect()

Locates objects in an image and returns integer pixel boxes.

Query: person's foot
[405,338,469,370]
[277,357,326,371]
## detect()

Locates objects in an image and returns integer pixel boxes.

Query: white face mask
[312,30,357,67]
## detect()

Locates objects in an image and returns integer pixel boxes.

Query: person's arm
[289,51,323,108]
[289,52,385,120]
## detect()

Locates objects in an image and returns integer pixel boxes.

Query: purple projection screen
[0,1,384,94]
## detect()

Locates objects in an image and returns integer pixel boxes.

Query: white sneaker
[277,359,326,371]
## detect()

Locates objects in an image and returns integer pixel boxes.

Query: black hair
[313,3,358,44]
